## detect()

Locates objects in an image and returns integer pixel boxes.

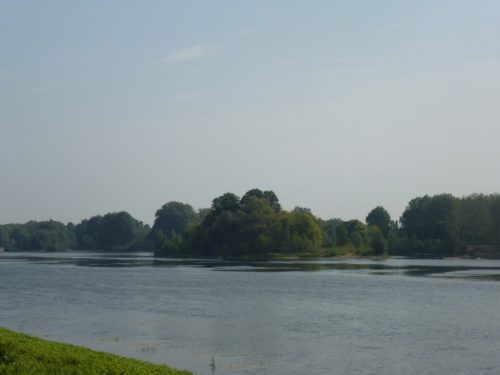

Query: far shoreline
[3,249,494,260]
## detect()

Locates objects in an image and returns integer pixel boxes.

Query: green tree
[369,225,387,255]
[1,220,75,251]
[157,190,327,258]
[335,224,348,247]
[75,215,103,249]
[293,206,312,214]
[490,195,500,243]
[98,212,139,250]
[201,196,280,257]
[399,194,461,256]
[317,218,343,248]
[343,219,362,236]
[400,195,431,240]
[459,193,492,243]
[350,222,369,248]
[240,189,281,211]
[401,194,456,241]
[75,212,149,251]
[281,211,323,253]
[197,208,211,221]
[366,206,391,237]
[153,202,197,236]
[211,193,240,215]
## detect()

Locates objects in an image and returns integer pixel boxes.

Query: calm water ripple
[1,252,500,374]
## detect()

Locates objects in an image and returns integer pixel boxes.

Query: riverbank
[0,327,193,375]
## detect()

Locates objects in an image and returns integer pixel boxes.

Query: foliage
[366,206,391,237]
[316,217,343,247]
[400,194,457,242]
[3,190,499,258]
[0,326,192,375]
[240,188,282,212]
[75,212,150,251]
[152,202,197,236]
[151,202,199,251]
[155,190,322,257]
[210,193,240,215]
[293,206,312,214]
[0,220,75,252]
[335,224,349,247]
[279,211,323,254]
[369,225,388,255]
[398,193,500,257]
[0,211,152,252]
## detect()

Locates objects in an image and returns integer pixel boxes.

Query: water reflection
[1,252,500,281]
[2,252,500,375]
[208,259,500,281]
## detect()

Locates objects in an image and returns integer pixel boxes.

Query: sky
[1,1,500,226]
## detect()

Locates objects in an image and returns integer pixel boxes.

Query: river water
[1,252,500,374]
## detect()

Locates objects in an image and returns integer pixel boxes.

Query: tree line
[397,193,500,257]
[0,212,152,252]
[1,190,499,257]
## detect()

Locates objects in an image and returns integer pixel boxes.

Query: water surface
[1,252,500,374]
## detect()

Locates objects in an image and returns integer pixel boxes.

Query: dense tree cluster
[0,213,151,252]
[0,220,75,252]
[397,193,500,257]
[152,189,386,258]
[1,190,499,257]
[74,212,152,251]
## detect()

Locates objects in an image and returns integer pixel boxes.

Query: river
[1,252,500,374]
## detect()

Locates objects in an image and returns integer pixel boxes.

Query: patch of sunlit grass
[0,327,193,375]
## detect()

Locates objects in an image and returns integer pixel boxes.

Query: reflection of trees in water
[8,253,500,281]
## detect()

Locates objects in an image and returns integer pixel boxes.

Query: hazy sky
[2,1,499,225]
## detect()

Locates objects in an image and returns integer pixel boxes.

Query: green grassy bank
[0,327,193,375]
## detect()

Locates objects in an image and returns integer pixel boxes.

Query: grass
[0,327,193,375]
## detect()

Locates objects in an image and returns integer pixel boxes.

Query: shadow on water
[2,252,500,281]
[212,261,500,281]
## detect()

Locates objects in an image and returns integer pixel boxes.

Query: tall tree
[211,193,240,215]
[366,206,391,237]
[98,212,139,250]
[75,215,102,249]
[400,195,431,240]
[153,202,197,236]
[369,226,388,255]
[75,212,151,251]
[240,189,281,211]
[281,211,323,253]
